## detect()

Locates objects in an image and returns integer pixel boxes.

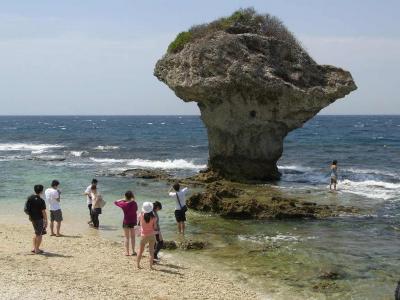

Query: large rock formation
[154,8,357,181]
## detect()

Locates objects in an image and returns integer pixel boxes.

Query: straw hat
[142,201,153,213]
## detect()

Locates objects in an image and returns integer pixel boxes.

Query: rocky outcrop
[154,9,357,181]
[117,169,172,180]
[163,240,207,250]
[100,168,172,180]
[186,177,360,219]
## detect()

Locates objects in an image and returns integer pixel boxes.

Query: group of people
[24,179,189,269]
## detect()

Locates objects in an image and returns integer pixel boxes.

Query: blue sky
[0,0,399,115]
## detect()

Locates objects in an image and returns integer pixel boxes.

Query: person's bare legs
[33,235,42,254]
[148,239,156,270]
[32,235,36,252]
[177,222,185,234]
[123,228,130,255]
[136,239,145,269]
[50,221,55,236]
[56,222,61,236]
[129,228,136,255]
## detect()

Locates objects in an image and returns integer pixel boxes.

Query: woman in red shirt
[114,191,138,256]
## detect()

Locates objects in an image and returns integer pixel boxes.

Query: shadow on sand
[41,252,73,258]
[159,263,188,270]
[156,267,183,276]
[51,234,82,239]
[25,251,73,258]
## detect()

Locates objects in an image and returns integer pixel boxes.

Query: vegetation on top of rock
[167,7,302,54]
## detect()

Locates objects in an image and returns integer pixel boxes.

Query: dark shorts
[32,219,45,236]
[50,209,63,222]
[331,176,337,184]
[122,223,136,228]
[174,209,186,223]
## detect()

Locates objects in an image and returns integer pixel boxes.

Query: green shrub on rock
[166,7,302,54]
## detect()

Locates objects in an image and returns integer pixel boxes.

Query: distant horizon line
[0,114,399,117]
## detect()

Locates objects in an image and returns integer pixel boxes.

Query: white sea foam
[344,167,397,178]
[90,158,126,163]
[70,151,87,157]
[127,158,206,170]
[94,145,120,151]
[278,165,312,172]
[339,179,400,200]
[265,234,300,243]
[89,157,206,170]
[32,149,46,154]
[0,143,63,152]
[238,233,314,244]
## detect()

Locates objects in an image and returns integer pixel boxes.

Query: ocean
[0,115,399,299]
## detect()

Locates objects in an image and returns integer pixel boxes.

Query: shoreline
[0,222,261,300]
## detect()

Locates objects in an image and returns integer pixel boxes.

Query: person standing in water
[84,179,98,225]
[330,160,338,191]
[45,180,63,237]
[168,182,189,234]
[90,185,104,229]
[114,191,138,256]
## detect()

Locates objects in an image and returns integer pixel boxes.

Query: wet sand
[0,223,260,300]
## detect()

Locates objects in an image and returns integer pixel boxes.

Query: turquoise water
[0,115,399,299]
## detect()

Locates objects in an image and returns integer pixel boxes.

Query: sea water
[0,115,399,299]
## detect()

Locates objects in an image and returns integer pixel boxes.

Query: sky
[0,0,399,115]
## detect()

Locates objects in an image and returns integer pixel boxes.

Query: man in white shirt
[45,180,62,237]
[168,182,189,235]
[84,179,98,225]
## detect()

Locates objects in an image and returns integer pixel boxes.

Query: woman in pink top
[114,191,138,256]
[137,202,156,269]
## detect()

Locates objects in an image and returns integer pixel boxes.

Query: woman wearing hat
[137,202,157,269]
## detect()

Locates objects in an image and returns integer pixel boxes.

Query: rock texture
[163,240,207,251]
[154,9,357,181]
[185,175,361,219]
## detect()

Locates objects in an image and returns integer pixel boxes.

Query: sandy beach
[0,222,260,300]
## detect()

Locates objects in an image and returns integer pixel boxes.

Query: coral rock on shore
[185,176,360,219]
[154,8,357,181]
[163,240,207,250]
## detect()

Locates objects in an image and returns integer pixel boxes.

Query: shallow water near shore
[0,115,399,299]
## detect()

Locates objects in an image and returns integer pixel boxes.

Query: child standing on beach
[168,182,189,234]
[153,201,163,261]
[330,160,339,191]
[137,202,156,270]
[114,191,138,256]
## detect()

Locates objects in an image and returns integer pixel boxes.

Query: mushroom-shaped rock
[154,8,357,181]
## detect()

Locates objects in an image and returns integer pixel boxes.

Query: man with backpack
[25,185,48,254]
[168,182,189,235]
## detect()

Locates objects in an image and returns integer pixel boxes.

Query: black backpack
[24,196,32,215]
